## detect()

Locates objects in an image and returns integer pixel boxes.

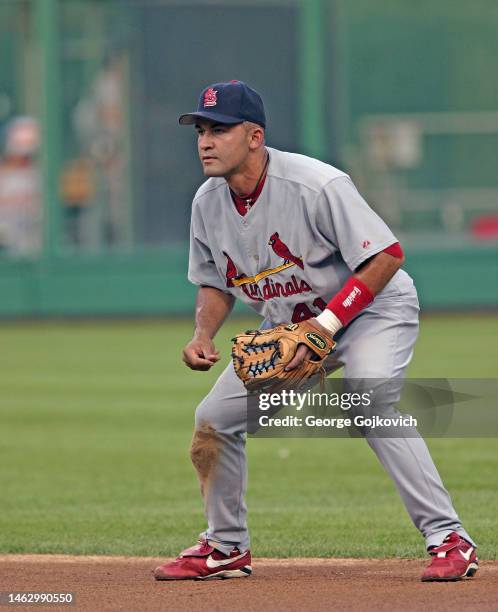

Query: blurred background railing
[0,0,497,315]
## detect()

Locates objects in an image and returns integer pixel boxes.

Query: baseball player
[154,81,477,582]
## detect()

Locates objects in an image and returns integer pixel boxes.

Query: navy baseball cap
[179,81,266,128]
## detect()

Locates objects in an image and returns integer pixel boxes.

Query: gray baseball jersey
[189,147,414,324]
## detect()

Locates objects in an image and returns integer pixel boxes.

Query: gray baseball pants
[190,288,474,554]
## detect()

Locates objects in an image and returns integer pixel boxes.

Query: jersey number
[291,297,327,323]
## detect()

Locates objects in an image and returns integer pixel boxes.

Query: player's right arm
[182,286,235,371]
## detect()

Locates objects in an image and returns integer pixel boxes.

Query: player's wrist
[314,310,343,337]
[325,277,374,328]
[193,329,213,342]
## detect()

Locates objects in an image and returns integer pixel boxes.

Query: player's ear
[246,122,265,150]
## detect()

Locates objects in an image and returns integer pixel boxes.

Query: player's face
[195,120,252,178]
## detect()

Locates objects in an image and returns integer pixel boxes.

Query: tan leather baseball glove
[231,319,336,392]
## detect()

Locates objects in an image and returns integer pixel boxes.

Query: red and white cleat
[421,532,478,582]
[154,539,252,581]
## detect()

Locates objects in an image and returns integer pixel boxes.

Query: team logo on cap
[203,88,218,107]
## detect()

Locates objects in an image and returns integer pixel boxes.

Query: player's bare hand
[182,334,220,371]
[285,318,334,371]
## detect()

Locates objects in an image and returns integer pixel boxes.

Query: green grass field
[1,315,497,559]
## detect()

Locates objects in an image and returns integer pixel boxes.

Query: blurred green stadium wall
[0,0,496,316]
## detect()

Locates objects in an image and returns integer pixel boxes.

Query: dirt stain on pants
[189,423,220,498]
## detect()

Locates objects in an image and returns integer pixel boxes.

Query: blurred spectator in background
[0,116,42,256]
[60,157,95,246]
[70,51,130,248]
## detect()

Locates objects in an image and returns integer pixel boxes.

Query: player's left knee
[194,396,218,429]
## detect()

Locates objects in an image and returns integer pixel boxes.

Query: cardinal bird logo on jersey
[223,251,242,287]
[221,234,309,302]
[203,88,218,107]
[268,232,304,269]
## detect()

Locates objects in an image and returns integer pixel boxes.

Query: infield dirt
[1,555,497,611]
